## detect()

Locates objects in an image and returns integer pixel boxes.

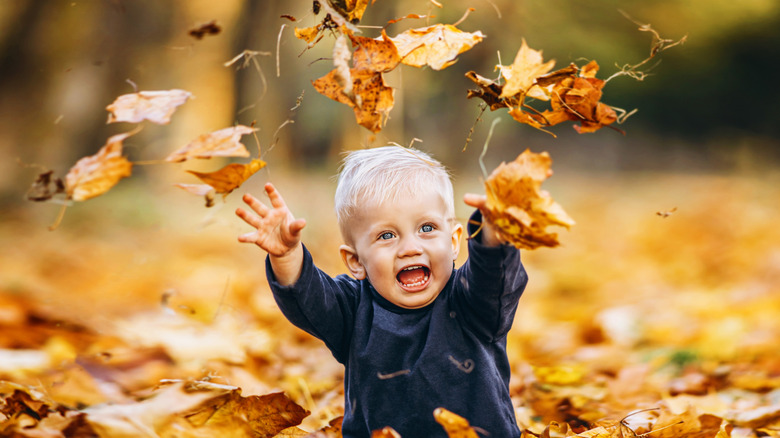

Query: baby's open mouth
[396,265,430,289]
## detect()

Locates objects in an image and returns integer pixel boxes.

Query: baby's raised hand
[236,183,306,257]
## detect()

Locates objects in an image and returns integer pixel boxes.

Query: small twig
[452,7,475,27]
[224,50,271,100]
[482,0,502,19]
[463,103,487,151]
[276,24,286,77]
[126,78,139,92]
[48,203,69,231]
[479,118,500,179]
[606,10,687,83]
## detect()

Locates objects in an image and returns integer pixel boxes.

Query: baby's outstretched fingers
[264,182,290,210]
[241,192,269,217]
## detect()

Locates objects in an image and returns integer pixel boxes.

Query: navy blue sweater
[266,222,528,437]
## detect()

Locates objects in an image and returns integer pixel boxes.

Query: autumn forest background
[1,0,780,436]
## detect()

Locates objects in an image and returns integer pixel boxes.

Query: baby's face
[342,189,463,309]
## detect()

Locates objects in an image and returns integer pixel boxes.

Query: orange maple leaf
[106,89,191,125]
[539,61,618,134]
[166,125,256,163]
[389,24,484,70]
[186,158,266,195]
[64,130,137,202]
[312,32,399,133]
[483,149,574,249]
[498,38,556,99]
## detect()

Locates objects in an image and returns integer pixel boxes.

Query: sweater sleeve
[453,210,528,343]
[266,245,359,363]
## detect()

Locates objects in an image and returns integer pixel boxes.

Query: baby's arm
[236,183,306,286]
[463,193,502,246]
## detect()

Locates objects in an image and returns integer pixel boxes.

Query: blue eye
[380,232,395,240]
[421,224,434,233]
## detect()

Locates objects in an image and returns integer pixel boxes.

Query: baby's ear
[451,222,464,261]
[340,245,366,280]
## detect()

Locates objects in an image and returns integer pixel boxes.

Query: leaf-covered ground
[2,170,779,437]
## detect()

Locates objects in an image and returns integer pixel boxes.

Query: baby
[236,146,528,437]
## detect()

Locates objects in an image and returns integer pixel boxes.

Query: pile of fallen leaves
[5,169,780,437]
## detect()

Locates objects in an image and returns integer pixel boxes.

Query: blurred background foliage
[1,0,779,213]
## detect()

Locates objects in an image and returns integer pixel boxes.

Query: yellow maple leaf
[106,89,191,125]
[166,125,256,163]
[294,25,321,45]
[483,149,574,249]
[186,158,266,195]
[64,130,136,202]
[389,24,484,70]
[498,39,556,99]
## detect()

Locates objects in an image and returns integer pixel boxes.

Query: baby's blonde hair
[335,146,455,242]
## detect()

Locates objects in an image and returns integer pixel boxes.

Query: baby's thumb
[289,218,306,236]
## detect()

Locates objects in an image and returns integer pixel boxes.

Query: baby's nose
[398,236,423,256]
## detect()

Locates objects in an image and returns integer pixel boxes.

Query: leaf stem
[479,118,500,179]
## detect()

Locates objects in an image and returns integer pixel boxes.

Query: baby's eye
[379,232,395,240]
[420,224,434,233]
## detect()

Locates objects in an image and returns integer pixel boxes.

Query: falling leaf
[295,25,322,45]
[175,183,216,207]
[351,32,402,73]
[64,129,137,202]
[166,125,256,163]
[389,24,484,70]
[327,0,370,24]
[548,62,618,133]
[26,170,65,202]
[187,158,266,195]
[189,20,221,39]
[312,32,399,133]
[106,89,192,125]
[483,149,574,249]
[433,408,480,438]
[498,39,557,99]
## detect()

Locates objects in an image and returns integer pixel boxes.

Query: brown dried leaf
[351,31,401,73]
[313,69,394,132]
[179,389,310,437]
[187,158,266,195]
[166,125,256,163]
[79,381,225,437]
[433,407,480,438]
[389,24,484,70]
[305,416,343,437]
[106,89,192,125]
[189,20,221,39]
[483,149,574,249]
[328,0,370,23]
[26,170,65,202]
[498,38,556,99]
[64,130,136,202]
